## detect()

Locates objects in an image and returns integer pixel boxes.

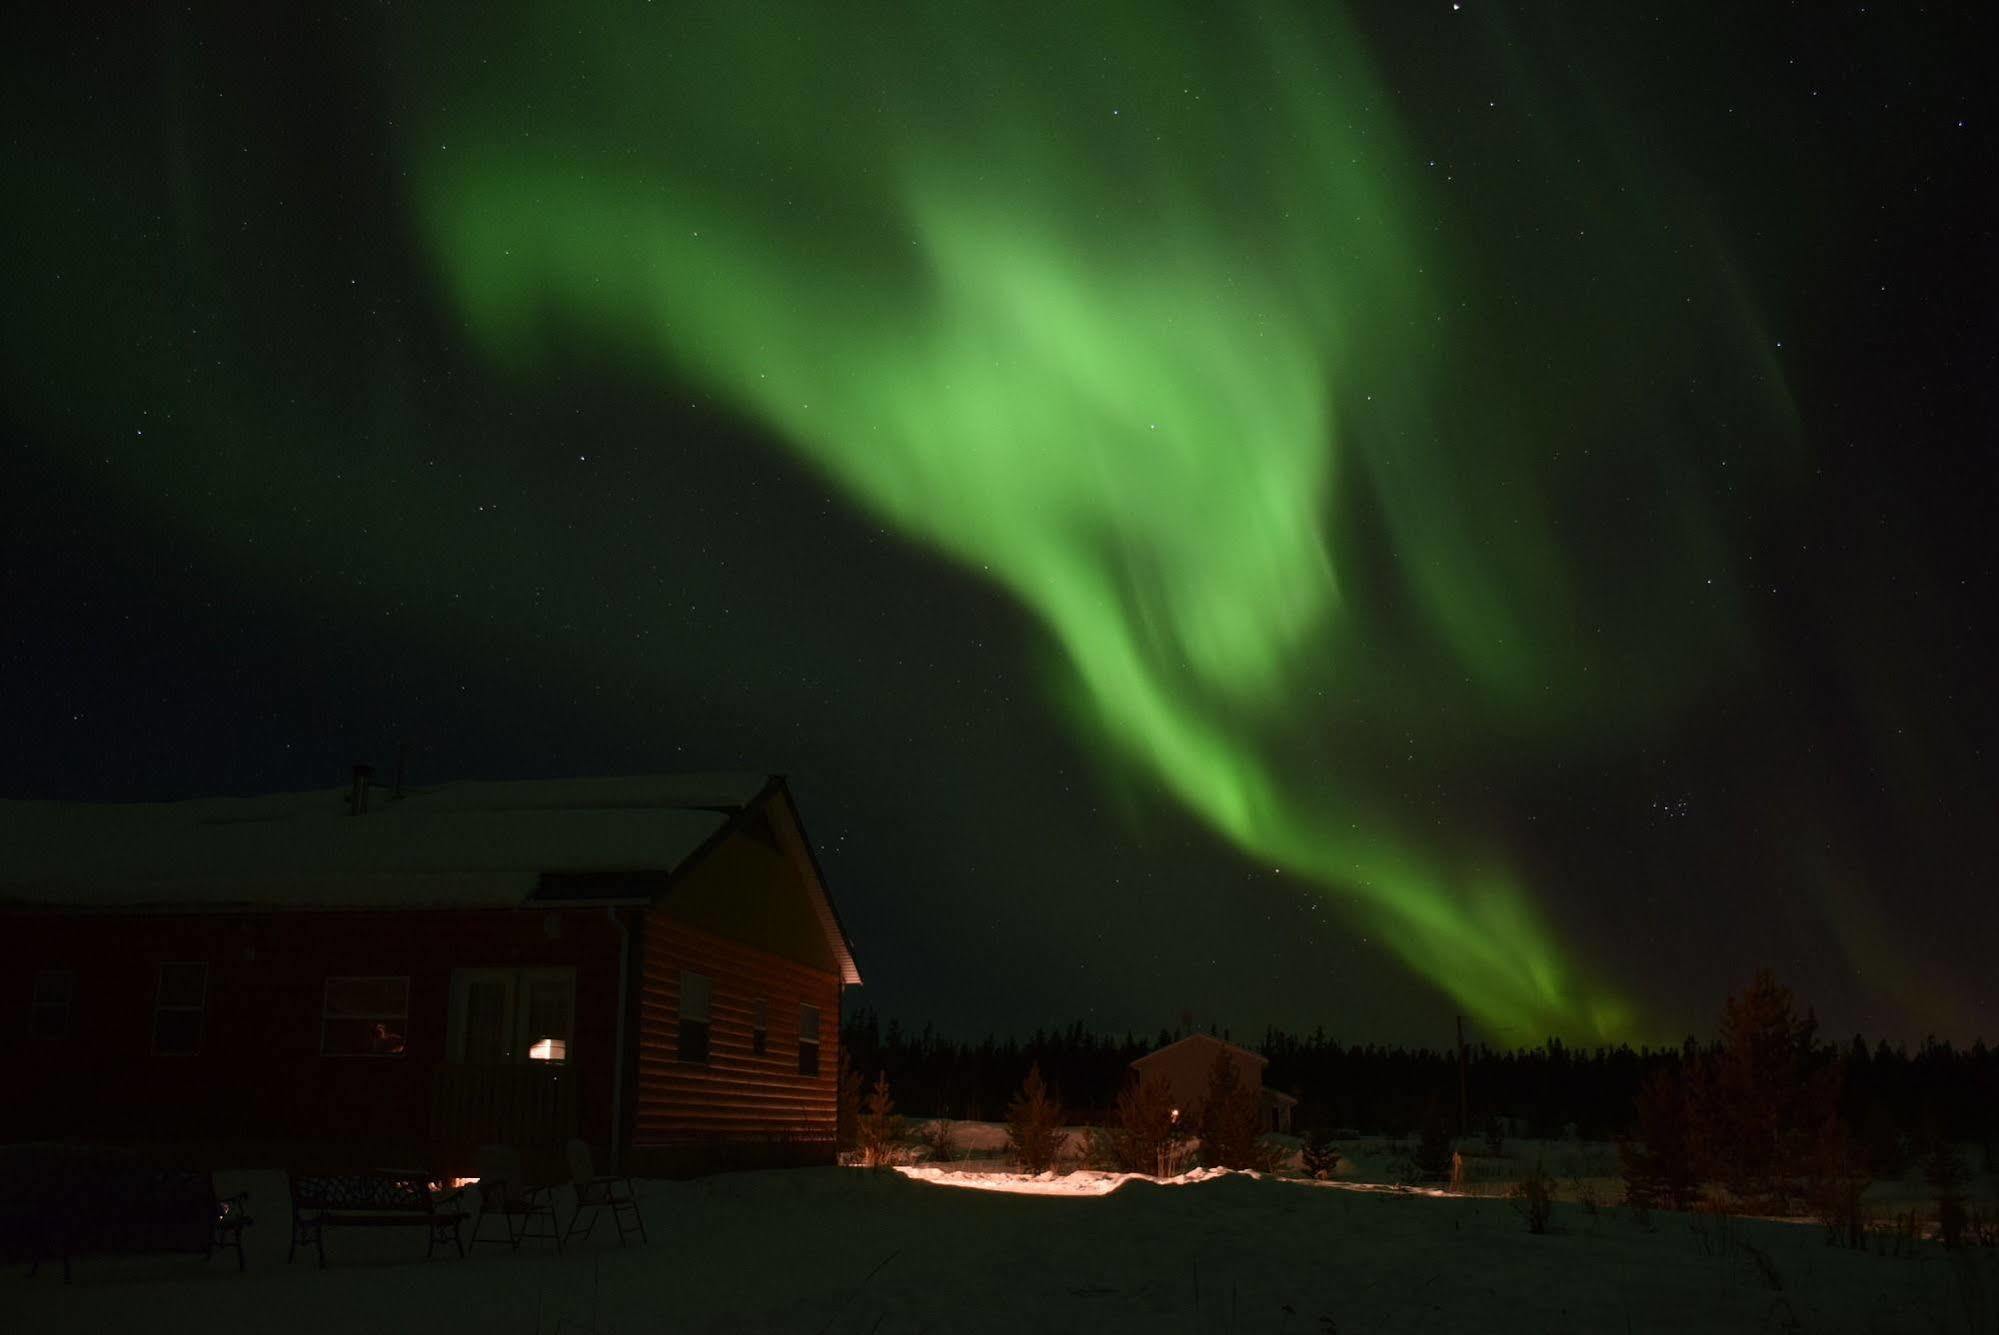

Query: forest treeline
[840,1002,1999,1168]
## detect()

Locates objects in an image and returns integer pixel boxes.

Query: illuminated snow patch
[894,1166,1251,1197]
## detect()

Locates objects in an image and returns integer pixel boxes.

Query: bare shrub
[1925,1137,1968,1250]
[1080,1124,1120,1171]
[1804,1116,1871,1248]
[915,1118,955,1164]
[1575,1177,1604,1231]
[1867,1209,1923,1257]
[1740,1239,1783,1290]
[1509,1157,1555,1234]
[1690,1201,1736,1257]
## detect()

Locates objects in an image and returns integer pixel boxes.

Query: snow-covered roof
[1131,1033,1270,1070]
[0,774,771,911]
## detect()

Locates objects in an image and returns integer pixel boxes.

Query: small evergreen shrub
[1106,1074,1183,1175]
[1006,1063,1065,1174]
[1509,1156,1556,1234]
[1301,1128,1342,1180]
[857,1070,907,1168]
[836,1047,864,1153]
[1194,1049,1273,1171]
[1414,1102,1455,1183]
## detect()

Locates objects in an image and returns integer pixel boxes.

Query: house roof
[1130,1032,1270,1071]
[0,771,862,985]
[0,773,767,911]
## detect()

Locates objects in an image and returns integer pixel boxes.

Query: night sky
[4,3,1992,1048]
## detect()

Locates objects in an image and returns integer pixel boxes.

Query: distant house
[1131,1033,1297,1134]
[0,772,860,1176]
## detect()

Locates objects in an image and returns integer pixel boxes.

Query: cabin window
[798,1003,821,1077]
[446,967,575,1064]
[31,971,74,1040]
[678,971,712,1064]
[153,962,207,1055]
[523,974,573,1062]
[321,976,410,1056]
[752,997,769,1056]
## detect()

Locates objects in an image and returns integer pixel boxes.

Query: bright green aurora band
[414,3,1790,1041]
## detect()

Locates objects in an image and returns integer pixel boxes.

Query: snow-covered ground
[10,1160,1997,1333]
[915,1120,1996,1216]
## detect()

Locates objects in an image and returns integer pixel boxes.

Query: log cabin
[0,772,860,1176]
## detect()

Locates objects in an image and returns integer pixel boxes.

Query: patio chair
[561,1139,647,1246]
[469,1145,563,1253]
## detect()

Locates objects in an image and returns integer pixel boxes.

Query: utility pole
[1456,1015,1470,1136]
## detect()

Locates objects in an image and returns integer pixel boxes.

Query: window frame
[677,970,712,1065]
[152,961,208,1056]
[31,970,75,1041]
[320,975,412,1057]
[798,1002,821,1077]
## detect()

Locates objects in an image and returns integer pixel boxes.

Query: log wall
[632,913,841,1150]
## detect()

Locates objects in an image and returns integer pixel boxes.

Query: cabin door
[436,967,580,1155]
[446,967,576,1065]
[450,970,517,1062]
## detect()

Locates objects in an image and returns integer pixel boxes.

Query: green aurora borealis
[413,3,1791,1040]
[4,2,1991,1043]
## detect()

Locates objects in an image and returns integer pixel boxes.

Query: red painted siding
[0,907,624,1164]
[633,913,841,1148]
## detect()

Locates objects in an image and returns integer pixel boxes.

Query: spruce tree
[1006,1063,1065,1173]
[836,1046,864,1152]
[1688,970,1841,1210]
[1620,1067,1698,1210]
[857,1070,906,1168]
[1301,1127,1342,1179]
[1109,1073,1179,1175]
[1195,1048,1269,1170]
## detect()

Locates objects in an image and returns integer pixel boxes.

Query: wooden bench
[286,1171,467,1268]
[2,1145,250,1283]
